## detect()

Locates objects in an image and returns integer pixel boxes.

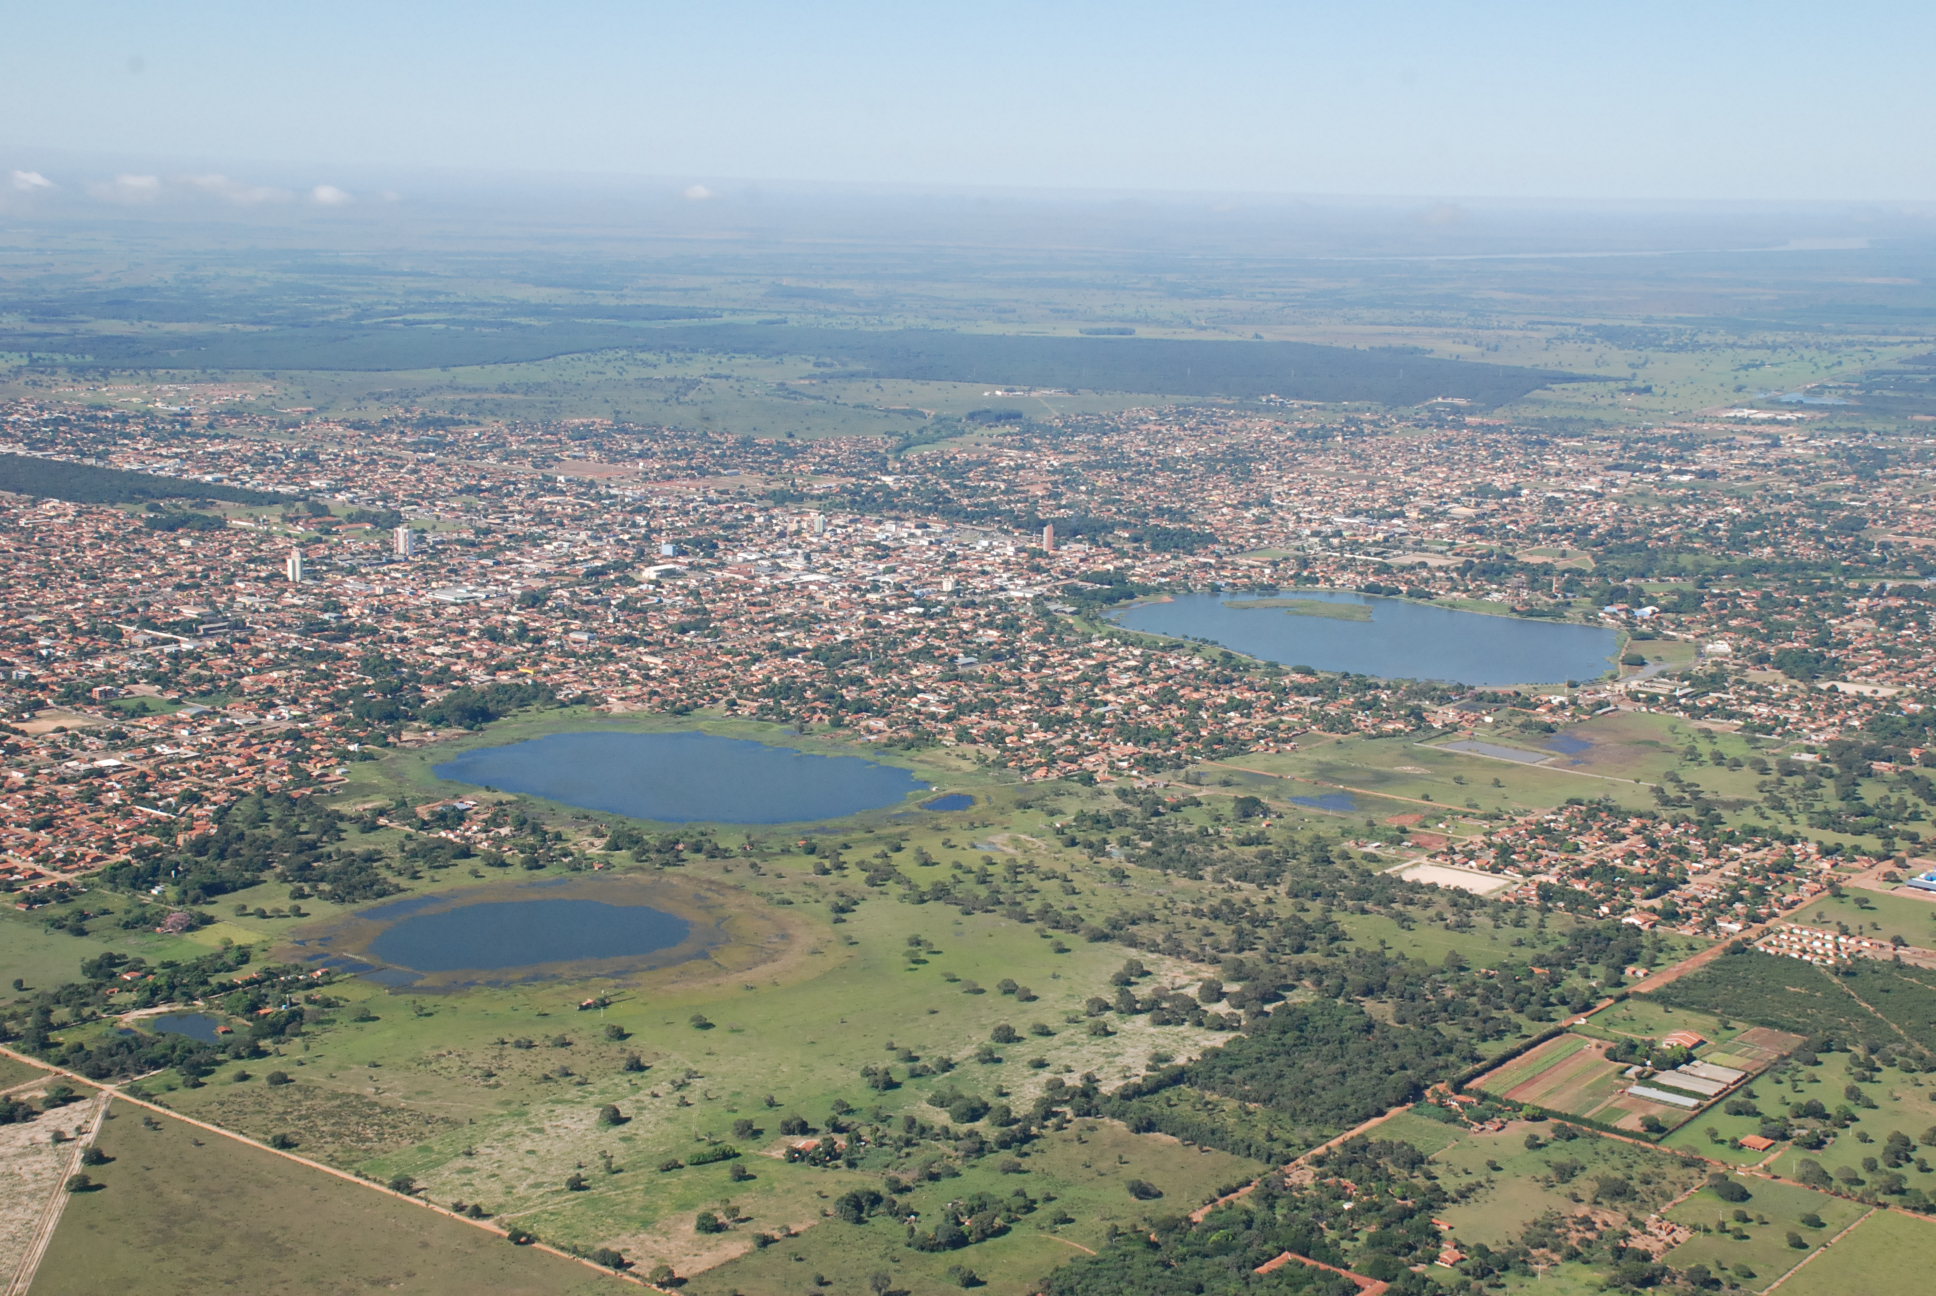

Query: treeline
[618,324,1585,407]
[348,679,566,729]
[1041,1138,1450,1296]
[1110,1001,1469,1156]
[105,791,396,905]
[0,452,292,507]
[1,943,313,1080]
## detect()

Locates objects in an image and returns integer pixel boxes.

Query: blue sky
[4,0,1932,202]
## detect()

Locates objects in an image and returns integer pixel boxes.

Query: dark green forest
[0,452,293,507]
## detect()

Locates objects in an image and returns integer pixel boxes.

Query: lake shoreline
[1110,587,1619,687]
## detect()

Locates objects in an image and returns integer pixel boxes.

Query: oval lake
[366,896,692,973]
[1112,589,1618,686]
[433,730,931,823]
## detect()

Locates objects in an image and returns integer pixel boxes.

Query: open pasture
[685,1119,1263,1296]
[1786,885,1936,951]
[32,1100,627,1296]
[1664,1173,1869,1292]
[1772,1209,1936,1296]
[1214,734,1657,821]
[1428,1120,1702,1248]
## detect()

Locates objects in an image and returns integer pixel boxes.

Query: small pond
[148,1011,223,1043]
[1289,792,1360,813]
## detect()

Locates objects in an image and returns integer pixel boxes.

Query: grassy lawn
[31,1100,630,1296]
[1786,887,1936,949]
[0,905,208,1012]
[1575,998,1726,1044]
[1210,733,1657,820]
[0,1054,51,1091]
[1664,1174,1869,1291]
[1334,909,1547,971]
[152,852,1229,1272]
[103,694,184,716]
[1762,1050,1936,1199]
[1478,1033,1592,1097]
[1430,1122,1702,1248]
[1774,1209,1936,1296]
[1369,1108,1470,1156]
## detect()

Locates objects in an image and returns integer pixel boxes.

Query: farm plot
[1477,1033,1692,1133]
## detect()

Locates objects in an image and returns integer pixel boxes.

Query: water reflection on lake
[366,896,691,972]
[434,730,931,823]
[1112,589,1617,686]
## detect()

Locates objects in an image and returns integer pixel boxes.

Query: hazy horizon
[5,0,1935,210]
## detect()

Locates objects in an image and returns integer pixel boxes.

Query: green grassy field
[1429,1121,1703,1248]
[1763,1050,1936,1199]
[150,846,1229,1273]
[1664,1173,1869,1291]
[31,1100,631,1296]
[1369,1107,1471,1156]
[1575,997,1727,1045]
[684,1120,1262,1296]
[1786,886,1936,950]
[1773,1208,1936,1296]
[1479,1033,1592,1095]
[0,907,209,1013]
[0,1054,50,1091]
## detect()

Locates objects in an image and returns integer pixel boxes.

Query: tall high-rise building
[1041,522,1056,552]
[285,547,305,583]
[809,512,827,537]
[393,524,415,558]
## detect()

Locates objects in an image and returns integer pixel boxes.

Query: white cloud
[90,173,163,202]
[309,184,354,206]
[184,173,291,205]
[10,170,55,192]
[682,183,716,201]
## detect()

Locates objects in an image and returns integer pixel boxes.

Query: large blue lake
[434,730,932,822]
[1112,589,1617,686]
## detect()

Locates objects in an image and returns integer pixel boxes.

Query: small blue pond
[1291,792,1360,813]
[924,794,976,811]
[148,1011,223,1043]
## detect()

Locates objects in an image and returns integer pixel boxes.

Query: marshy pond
[290,876,734,988]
